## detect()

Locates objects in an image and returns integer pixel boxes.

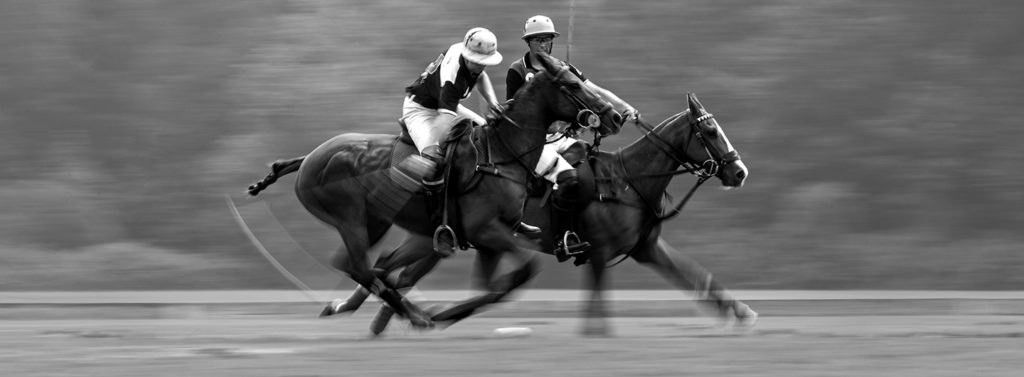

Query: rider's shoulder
[508,56,527,71]
[443,43,463,59]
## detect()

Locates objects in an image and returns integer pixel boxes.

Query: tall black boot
[552,169,580,211]
[420,145,445,191]
[551,170,588,262]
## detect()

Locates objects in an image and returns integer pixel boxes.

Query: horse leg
[323,232,436,317]
[368,234,442,335]
[581,246,612,337]
[330,227,434,329]
[632,237,758,327]
[431,228,540,326]
[471,244,503,291]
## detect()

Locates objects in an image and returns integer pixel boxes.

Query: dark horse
[246,51,622,329]
[329,93,757,336]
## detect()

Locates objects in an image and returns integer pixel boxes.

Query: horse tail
[247,156,305,196]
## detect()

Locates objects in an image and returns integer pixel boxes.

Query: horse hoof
[409,317,435,330]
[735,305,759,329]
[369,305,396,335]
[318,299,351,318]
[405,309,435,330]
[581,326,611,337]
[580,318,612,337]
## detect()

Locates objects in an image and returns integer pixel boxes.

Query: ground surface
[4,311,1023,376]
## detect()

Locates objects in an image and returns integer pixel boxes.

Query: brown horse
[246,51,622,329]
[329,93,756,336]
[543,93,755,335]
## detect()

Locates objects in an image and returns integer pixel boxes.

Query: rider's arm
[475,71,501,109]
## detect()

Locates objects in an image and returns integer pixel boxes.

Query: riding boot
[515,221,542,238]
[373,152,438,217]
[420,145,445,191]
[551,169,588,262]
[553,170,580,207]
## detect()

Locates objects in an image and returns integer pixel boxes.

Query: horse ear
[536,51,557,74]
[687,93,707,116]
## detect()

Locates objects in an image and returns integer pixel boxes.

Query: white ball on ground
[493,327,533,337]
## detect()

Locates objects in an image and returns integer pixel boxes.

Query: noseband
[616,111,741,223]
[634,111,739,179]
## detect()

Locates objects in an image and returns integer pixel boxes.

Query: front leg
[632,237,758,328]
[581,245,612,337]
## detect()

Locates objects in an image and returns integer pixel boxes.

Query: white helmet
[522,15,560,40]
[462,27,503,66]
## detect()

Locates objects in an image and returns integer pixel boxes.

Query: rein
[473,69,615,185]
[601,114,724,268]
[618,114,723,221]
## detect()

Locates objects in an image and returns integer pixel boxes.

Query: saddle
[390,118,476,255]
[393,118,474,173]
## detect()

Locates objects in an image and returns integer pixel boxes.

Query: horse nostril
[736,170,746,180]
[612,112,622,124]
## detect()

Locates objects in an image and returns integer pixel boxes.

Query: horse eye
[701,122,719,134]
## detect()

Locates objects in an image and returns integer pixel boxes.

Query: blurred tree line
[1,0,1022,290]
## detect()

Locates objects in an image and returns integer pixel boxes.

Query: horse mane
[506,69,554,109]
[444,118,475,142]
[618,110,690,151]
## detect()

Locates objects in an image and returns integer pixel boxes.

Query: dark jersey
[505,52,586,100]
[405,43,480,115]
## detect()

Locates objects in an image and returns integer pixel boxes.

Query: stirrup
[555,231,589,262]
[433,225,457,257]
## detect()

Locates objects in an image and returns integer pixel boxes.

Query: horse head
[525,52,622,135]
[682,93,747,188]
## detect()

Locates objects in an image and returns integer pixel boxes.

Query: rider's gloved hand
[485,102,504,123]
[623,106,640,121]
[489,102,504,116]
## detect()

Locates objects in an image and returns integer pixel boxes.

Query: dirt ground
[3,312,1023,377]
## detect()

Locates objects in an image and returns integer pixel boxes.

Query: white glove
[623,107,640,121]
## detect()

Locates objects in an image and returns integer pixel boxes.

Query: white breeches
[402,96,486,153]
[535,135,578,183]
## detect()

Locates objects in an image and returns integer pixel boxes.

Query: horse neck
[491,93,552,168]
[616,111,692,192]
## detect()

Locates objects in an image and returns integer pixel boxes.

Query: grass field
[4,312,1024,376]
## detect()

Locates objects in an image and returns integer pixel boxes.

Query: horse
[328,93,757,336]
[245,51,623,329]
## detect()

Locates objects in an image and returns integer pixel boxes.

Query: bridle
[619,110,741,221]
[476,66,616,183]
[603,111,742,268]
[552,66,617,125]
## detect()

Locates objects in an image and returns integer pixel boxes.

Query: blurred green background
[1,0,1022,291]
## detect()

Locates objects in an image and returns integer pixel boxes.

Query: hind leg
[632,237,757,327]
[330,226,434,329]
[366,235,444,335]
[322,233,439,317]
[430,224,540,326]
